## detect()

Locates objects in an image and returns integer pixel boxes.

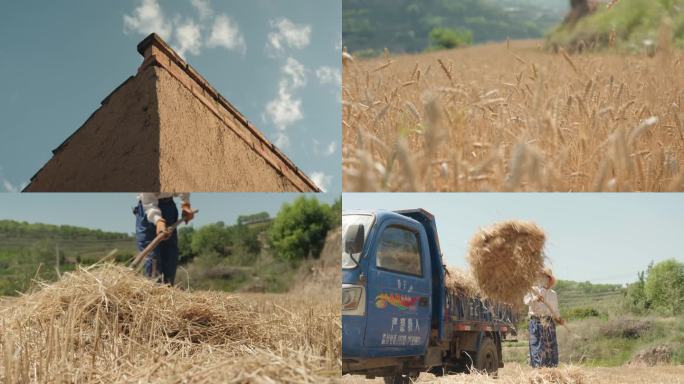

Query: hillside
[343,0,567,55]
[0,196,340,296]
[0,220,136,295]
[547,0,684,52]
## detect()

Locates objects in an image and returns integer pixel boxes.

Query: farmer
[135,193,194,285]
[524,268,563,368]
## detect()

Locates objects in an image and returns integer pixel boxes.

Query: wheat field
[343,40,684,191]
[0,264,340,383]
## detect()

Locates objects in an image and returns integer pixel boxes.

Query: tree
[190,223,232,256]
[624,269,649,314]
[429,27,472,50]
[644,259,684,315]
[269,196,334,261]
[177,226,196,264]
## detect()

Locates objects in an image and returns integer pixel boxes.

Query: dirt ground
[341,363,684,383]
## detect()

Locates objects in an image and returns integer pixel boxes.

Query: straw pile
[0,264,339,383]
[444,266,480,297]
[466,221,546,305]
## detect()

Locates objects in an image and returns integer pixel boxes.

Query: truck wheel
[472,337,499,376]
[383,375,414,384]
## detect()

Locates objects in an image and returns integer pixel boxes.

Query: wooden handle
[129,209,198,269]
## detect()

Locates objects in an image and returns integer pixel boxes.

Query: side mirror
[344,224,365,255]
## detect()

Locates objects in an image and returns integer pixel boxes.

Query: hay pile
[0,264,339,383]
[527,366,587,384]
[627,345,673,367]
[466,221,546,305]
[444,266,480,297]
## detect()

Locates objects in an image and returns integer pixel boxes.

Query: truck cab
[342,209,514,382]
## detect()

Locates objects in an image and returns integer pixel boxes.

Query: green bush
[429,27,472,50]
[645,259,684,315]
[564,306,601,320]
[269,196,335,261]
[624,259,684,315]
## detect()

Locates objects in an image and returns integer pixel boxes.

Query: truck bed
[445,294,516,334]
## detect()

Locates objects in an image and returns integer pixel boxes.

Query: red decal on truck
[375,293,420,310]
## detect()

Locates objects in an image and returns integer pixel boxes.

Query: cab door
[363,219,431,356]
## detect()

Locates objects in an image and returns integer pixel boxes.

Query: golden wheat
[343,40,684,191]
[0,264,340,383]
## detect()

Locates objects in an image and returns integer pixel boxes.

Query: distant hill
[343,0,568,55]
[0,220,136,295]
[547,0,684,52]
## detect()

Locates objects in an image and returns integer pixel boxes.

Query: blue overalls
[135,198,179,285]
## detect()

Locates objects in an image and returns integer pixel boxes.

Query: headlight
[342,286,363,311]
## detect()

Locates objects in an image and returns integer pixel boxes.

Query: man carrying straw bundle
[524,268,563,368]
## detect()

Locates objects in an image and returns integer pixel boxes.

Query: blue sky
[0,0,341,193]
[0,193,338,234]
[343,193,684,285]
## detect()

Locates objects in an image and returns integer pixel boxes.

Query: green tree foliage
[429,27,472,50]
[645,259,684,315]
[0,220,131,240]
[624,268,650,314]
[331,197,342,228]
[177,226,196,264]
[625,260,684,315]
[269,196,335,261]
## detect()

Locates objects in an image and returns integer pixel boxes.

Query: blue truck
[342,209,516,383]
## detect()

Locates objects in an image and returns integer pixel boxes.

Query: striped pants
[528,317,558,367]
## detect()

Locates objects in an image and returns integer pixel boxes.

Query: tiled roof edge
[136,33,320,192]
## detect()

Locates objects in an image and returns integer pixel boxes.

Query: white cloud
[265,80,304,135]
[207,14,246,54]
[0,167,18,192]
[123,0,172,40]
[2,179,17,193]
[273,132,290,148]
[315,66,341,86]
[309,172,332,192]
[267,18,311,54]
[190,0,213,20]
[264,57,310,142]
[325,141,336,156]
[175,19,202,57]
[283,57,307,89]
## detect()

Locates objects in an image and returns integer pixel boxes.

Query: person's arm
[140,193,170,238]
[140,193,162,224]
[546,290,562,322]
[523,292,533,305]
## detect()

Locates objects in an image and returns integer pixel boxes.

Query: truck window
[376,226,422,276]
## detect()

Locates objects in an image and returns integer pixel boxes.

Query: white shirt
[524,286,561,320]
[137,193,190,224]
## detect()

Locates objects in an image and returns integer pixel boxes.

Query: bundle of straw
[444,266,480,297]
[0,264,339,383]
[466,221,546,305]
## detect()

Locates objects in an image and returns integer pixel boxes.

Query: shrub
[645,259,684,315]
[269,196,334,261]
[564,306,600,320]
[429,27,472,51]
[599,319,653,339]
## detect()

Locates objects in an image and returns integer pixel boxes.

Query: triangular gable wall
[24,34,319,192]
